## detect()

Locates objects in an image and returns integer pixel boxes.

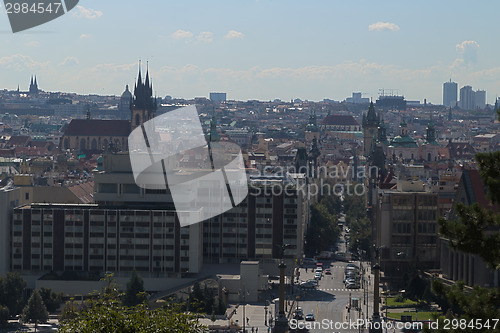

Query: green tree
[59,298,78,322]
[216,297,226,315]
[431,136,500,331]
[0,272,26,315]
[39,287,63,313]
[21,290,49,332]
[59,275,207,333]
[123,271,146,307]
[305,202,341,255]
[319,194,342,216]
[0,305,9,327]
[347,216,371,258]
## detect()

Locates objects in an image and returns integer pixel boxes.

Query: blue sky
[0,0,499,103]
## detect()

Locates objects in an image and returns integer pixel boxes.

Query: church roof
[121,84,132,99]
[63,119,131,137]
[321,115,359,126]
[389,135,418,148]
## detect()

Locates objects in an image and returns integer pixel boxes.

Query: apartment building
[10,151,307,280]
[203,183,306,264]
[374,179,440,285]
[11,204,203,276]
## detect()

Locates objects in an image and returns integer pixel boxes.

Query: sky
[0,0,499,104]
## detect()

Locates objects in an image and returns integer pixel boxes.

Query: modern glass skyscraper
[443,79,457,107]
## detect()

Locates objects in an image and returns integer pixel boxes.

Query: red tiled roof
[0,148,15,157]
[63,119,131,137]
[6,135,30,147]
[14,146,48,156]
[67,181,94,204]
[321,115,359,126]
[467,170,492,210]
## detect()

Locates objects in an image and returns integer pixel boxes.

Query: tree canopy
[21,290,49,331]
[58,274,207,333]
[0,272,26,316]
[39,287,63,313]
[123,271,146,307]
[304,201,341,255]
[432,115,500,332]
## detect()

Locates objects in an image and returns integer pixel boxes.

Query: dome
[121,84,132,99]
[390,135,418,148]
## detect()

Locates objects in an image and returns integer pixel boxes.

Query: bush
[394,294,404,303]
[0,305,9,327]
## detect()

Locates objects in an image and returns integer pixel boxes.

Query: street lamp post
[239,287,248,333]
[264,302,268,326]
[274,244,290,333]
[369,263,382,333]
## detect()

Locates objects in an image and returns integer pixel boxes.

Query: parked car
[305,313,315,321]
[345,266,359,274]
[345,272,360,279]
[314,271,322,280]
[346,281,360,289]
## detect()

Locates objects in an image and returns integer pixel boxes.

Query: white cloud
[225,30,244,39]
[59,57,80,67]
[368,22,400,32]
[171,30,193,40]
[456,40,479,53]
[456,40,479,66]
[197,32,214,43]
[25,41,40,48]
[0,54,49,71]
[80,34,92,40]
[91,62,137,73]
[72,6,103,19]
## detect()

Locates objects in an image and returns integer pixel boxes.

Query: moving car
[293,308,304,320]
[300,280,317,289]
[325,269,332,275]
[305,313,315,321]
[314,271,322,280]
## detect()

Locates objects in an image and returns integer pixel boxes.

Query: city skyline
[0,0,500,103]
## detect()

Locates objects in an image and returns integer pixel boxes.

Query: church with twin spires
[61,66,157,152]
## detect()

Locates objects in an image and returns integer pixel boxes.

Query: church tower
[426,121,436,143]
[131,63,157,132]
[362,101,379,157]
[29,75,39,94]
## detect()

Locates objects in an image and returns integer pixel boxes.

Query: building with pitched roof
[440,169,500,287]
[388,120,419,160]
[61,65,156,152]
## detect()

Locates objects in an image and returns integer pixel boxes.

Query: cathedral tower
[362,101,379,157]
[131,63,157,132]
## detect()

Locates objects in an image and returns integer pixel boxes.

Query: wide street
[202,225,410,333]
[292,259,373,333]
